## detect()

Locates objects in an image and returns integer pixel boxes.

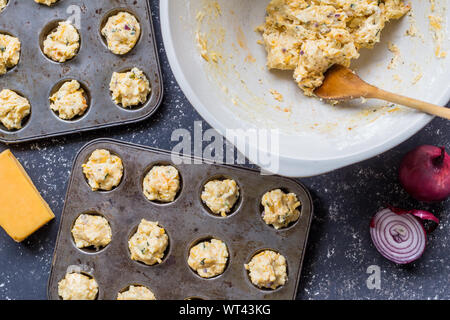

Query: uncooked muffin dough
[143,165,180,202]
[82,149,123,191]
[245,250,287,290]
[101,11,141,55]
[35,0,58,6]
[0,1,7,12]
[71,214,112,249]
[109,67,150,108]
[0,33,20,75]
[128,219,168,266]
[259,0,410,95]
[0,89,30,130]
[188,239,229,278]
[201,179,239,217]
[117,285,156,300]
[262,189,301,229]
[58,273,98,300]
[43,21,80,62]
[50,80,88,120]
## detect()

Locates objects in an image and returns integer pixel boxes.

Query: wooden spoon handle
[366,87,450,120]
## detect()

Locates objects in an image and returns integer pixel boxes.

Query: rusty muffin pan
[0,0,162,143]
[47,139,313,300]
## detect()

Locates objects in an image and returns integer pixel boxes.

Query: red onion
[370,207,439,264]
[399,145,450,202]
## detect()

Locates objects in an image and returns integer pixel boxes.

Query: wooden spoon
[314,65,450,120]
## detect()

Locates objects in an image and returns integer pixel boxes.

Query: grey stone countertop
[0,0,448,300]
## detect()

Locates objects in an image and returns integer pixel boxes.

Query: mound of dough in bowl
[58,273,98,300]
[258,0,410,95]
[128,219,168,266]
[245,250,287,290]
[82,149,123,191]
[50,80,88,120]
[43,21,80,62]
[0,33,20,75]
[102,11,141,55]
[0,89,30,130]
[117,285,156,300]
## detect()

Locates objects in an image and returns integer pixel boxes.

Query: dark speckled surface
[0,0,448,300]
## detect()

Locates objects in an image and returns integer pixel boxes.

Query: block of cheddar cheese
[0,149,55,242]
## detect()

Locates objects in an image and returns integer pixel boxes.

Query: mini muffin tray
[47,139,313,300]
[0,0,162,144]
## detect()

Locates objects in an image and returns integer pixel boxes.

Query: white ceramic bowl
[161,0,450,177]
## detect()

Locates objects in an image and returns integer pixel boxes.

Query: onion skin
[399,145,450,202]
[370,207,439,265]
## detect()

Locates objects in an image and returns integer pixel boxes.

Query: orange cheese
[0,149,55,242]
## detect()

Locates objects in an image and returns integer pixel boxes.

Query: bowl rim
[160,0,450,177]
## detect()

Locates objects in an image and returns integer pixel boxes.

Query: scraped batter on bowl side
[258,0,410,96]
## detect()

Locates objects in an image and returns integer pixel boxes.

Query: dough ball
[143,165,180,202]
[0,89,30,130]
[0,33,20,75]
[71,214,112,249]
[0,1,7,13]
[128,219,168,266]
[58,273,98,300]
[188,239,228,278]
[117,285,156,300]
[82,149,123,191]
[102,12,141,55]
[109,67,150,108]
[245,250,287,290]
[201,179,239,217]
[43,21,79,62]
[35,0,58,6]
[261,189,300,229]
[50,80,88,120]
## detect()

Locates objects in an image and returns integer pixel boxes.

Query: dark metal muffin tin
[48,139,313,300]
[0,0,162,143]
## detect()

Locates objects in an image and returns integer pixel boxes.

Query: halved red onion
[370,207,439,264]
